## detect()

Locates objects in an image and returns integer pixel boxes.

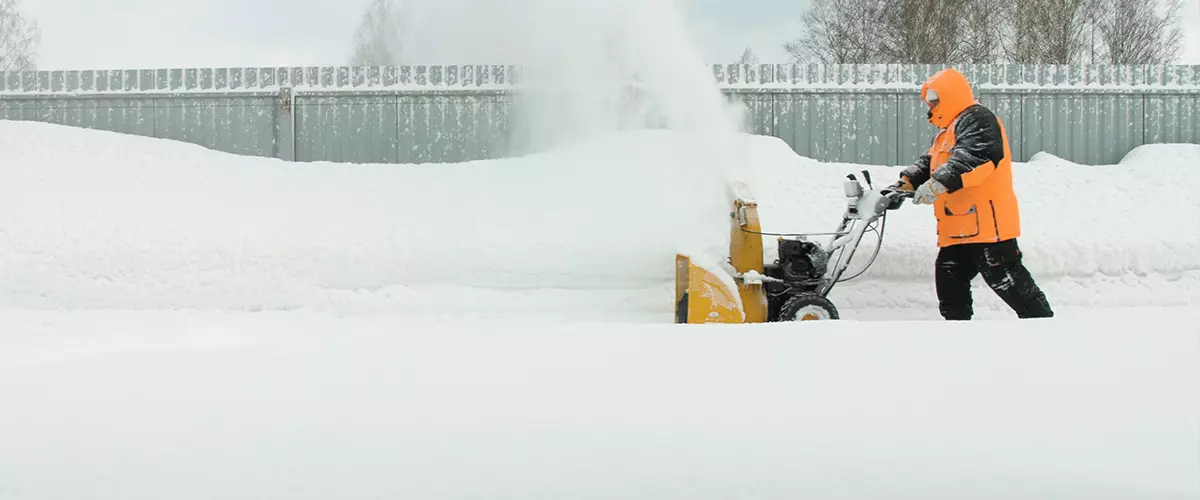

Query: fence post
[276,86,296,161]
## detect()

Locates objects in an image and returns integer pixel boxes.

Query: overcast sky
[20,0,1200,70]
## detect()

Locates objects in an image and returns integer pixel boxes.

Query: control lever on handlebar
[880,183,914,211]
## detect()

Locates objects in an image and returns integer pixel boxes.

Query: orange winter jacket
[901,68,1021,248]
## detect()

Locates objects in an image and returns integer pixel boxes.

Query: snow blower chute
[675,171,912,324]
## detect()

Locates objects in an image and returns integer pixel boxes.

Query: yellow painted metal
[674,182,770,324]
[674,254,745,324]
[728,189,768,324]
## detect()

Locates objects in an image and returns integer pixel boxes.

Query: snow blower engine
[675,170,912,323]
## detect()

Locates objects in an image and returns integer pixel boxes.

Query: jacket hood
[922,68,976,129]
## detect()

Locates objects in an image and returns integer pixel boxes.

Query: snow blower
[675,170,912,323]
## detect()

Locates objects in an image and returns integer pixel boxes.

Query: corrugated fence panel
[1022,93,1144,165]
[430,96,461,163]
[772,94,798,155]
[446,94,509,162]
[427,96,450,162]
[224,97,278,158]
[732,94,775,138]
[295,97,331,162]
[154,98,212,151]
[457,96,486,162]
[0,99,39,121]
[394,94,510,164]
[488,94,513,159]
[849,94,899,165]
[1,65,1197,166]
[785,95,829,161]
[823,94,855,162]
[152,96,276,158]
[396,95,417,163]
[294,95,399,163]
[400,95,434,163]
[788,93,896,165]
[33,98,155,136]
[1145,94,1200,145]
[205,97,274,157]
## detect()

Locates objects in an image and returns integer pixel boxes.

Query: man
[893,67,1053,320]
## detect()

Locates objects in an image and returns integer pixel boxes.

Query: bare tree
[785,0,1008,64]
[786,0,1172,65]
[783,0,890,63]
[349,0,407,66]
[0,0,38,71]
[1095,0,1183,63]
[876,0,969,63]
[1047,0,1091,62]
[959,0,1009,62]
[737,47,759,65]
[1005,0,1091,63]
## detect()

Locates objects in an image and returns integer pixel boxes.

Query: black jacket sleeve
[930,104,1006,192]
[900,152,932,188]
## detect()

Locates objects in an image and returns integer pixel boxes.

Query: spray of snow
[402,0,750,273]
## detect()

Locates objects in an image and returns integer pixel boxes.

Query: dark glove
[889,178,914,193]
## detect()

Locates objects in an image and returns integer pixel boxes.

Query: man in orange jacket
[894,68,1053,320]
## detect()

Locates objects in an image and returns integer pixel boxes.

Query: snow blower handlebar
[816,171,912,296]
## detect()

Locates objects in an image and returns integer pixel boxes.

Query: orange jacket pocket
[940,203,980,239]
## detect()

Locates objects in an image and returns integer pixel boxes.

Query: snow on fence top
[715,63,1200,90]
[1,63,1198,94]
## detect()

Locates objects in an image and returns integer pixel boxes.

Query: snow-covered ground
[0,307,1198,500]
[1,121,1197,320]
[0,121,1198,499]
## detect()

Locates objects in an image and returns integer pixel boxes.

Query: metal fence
[1,64,1197,166]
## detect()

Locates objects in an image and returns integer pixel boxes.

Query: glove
[890,177,915,193]
[912,178,947,205]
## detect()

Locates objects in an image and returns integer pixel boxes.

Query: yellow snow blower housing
[675,174,913,324]
[673,183,767,324]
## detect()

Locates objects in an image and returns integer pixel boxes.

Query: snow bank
[0,121,731,314]
[1118,142,1200,166]
[0,308,1197,500]
[1,121,1197,317]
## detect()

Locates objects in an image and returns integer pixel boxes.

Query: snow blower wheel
[777,293,839,321]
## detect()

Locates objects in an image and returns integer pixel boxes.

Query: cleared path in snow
[0,307,1197,500]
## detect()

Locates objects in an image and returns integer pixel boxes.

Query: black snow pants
[935,238,1054,320]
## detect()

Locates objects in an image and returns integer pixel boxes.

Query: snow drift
[0,121,1198,318]
[0,121,734,316]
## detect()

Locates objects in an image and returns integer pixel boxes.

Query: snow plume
[509,0,749,265]
[405,0,748,267]
[502,1,743,152]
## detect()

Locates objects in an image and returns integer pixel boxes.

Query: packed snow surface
[0,122,1198,499]
[0,308,1196,500]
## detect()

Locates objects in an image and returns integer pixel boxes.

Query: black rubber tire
[777,293,840,321]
